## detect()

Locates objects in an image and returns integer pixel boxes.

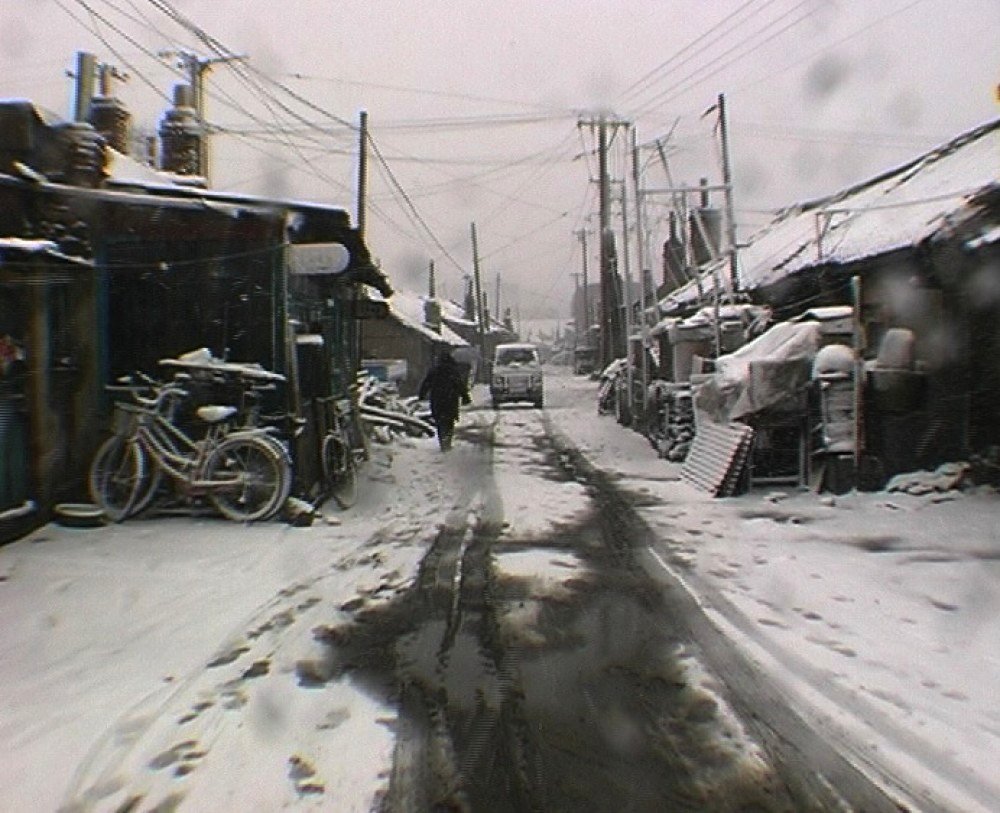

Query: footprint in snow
[177,699,214,725]
[806,635,857,658]
[148,739,207,776]
[206,644,249,668]
[287,755,325,796]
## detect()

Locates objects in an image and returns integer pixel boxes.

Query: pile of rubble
[357,373,434,442]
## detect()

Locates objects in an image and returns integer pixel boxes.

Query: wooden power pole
[717,93,739,294]
[356,109,368,238]
[470,222,486,373]
[574,228,590,347]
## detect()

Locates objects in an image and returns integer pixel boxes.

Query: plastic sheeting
[695,321,822,423]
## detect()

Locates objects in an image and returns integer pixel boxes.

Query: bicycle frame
[93,371,293,523]
[134,411,230,492]
[122,388,276,495]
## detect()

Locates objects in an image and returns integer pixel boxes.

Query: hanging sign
[287,243,350,275]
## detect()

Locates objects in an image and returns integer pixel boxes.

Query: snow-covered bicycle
[89,374,291,522]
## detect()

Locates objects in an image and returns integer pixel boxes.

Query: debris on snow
[885,462,971,495]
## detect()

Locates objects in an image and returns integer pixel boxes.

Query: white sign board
[287,242,350,275]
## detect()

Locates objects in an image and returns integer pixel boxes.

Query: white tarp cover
[695,321,823,423]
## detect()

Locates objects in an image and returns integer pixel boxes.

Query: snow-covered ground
[545,370,1000,813]
[0,367,997,812]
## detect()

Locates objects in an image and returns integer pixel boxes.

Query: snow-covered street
[1,367,998,812]
[546,370,1000,813]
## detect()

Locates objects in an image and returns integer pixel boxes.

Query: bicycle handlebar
[105,372,188,412]
[132,384,189,411]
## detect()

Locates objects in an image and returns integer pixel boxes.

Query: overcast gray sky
[1,0,997,318]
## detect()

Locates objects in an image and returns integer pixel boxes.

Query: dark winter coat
[419,354,471,420]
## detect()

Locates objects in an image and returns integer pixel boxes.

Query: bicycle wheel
[322,433,358,509]
[130,456,164,516]
[205,435,290,522]
[88,435,144,522]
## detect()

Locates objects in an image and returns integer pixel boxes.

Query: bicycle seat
[196,405,238,423]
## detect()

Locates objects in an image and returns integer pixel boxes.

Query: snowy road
[0,376,971,811]
[349,396,902,811]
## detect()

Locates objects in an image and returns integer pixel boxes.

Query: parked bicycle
[89,372,292,522]
[317,393,367,509]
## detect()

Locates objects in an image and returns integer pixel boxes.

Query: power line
[618,0,774,105]
[733,121,951,150]
[285,71,579,114]
[730,0,932,96]
[626,0,817,120]
[366,132,467,276]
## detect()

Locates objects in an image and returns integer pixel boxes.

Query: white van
[490,342,543,409]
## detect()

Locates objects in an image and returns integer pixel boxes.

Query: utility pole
[574,228,590,348]
[356,110,368,238]
[470,222,486,375]
[632,127,650,407]
[495,273,501,322]
[579,113,630,367]
[570,272,581,348]
[598,116,613,369]
[716,93,739,294]
[159,49,246,183]
[619,177,635,420]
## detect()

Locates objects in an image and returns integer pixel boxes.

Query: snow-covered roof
[651,302,766,336]
[0,237,92,266]
[660,117,1000,311]
[0,99,351,217]
[0,237,59,253]
[374,288,468,346]
[103,147,198,188]
[747,119,999,284]
[436,297,473,325]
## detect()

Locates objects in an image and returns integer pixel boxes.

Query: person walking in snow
[419,349,471,451]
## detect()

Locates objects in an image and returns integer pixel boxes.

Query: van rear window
[496,348,537,365]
